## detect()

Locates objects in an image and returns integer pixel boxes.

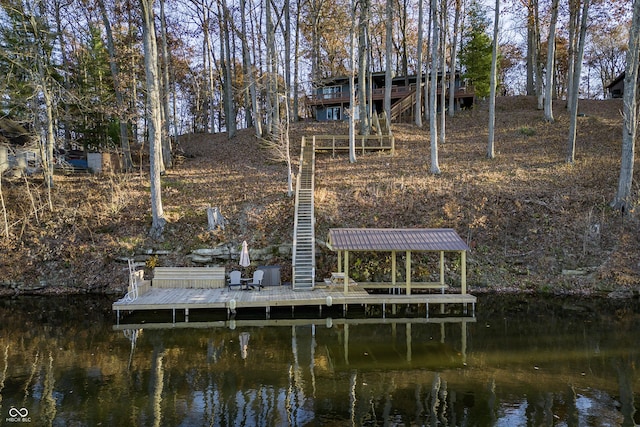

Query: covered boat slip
[327,228,470,295]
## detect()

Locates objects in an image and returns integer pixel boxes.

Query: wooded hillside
[1,96,638,297]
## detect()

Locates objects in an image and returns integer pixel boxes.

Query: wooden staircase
[389,90,417,123]
[292,136,316,290]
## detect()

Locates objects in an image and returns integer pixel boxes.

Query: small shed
[326,228,470,294]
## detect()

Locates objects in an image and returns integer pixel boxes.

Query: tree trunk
[544,0,560,123]
[534,0,543,110]
[221,0,236,138]
[415,0,424,127]
[293,0,301,122]
[448,0,461,117]
[141,0,166,239]
[358,0,370,135]
[439,1,446,145]
[487,0,499,159]
[241,0,262,136]
[98,0,134,171]
[239,0,253,129]
[265,0,278,137]
[284,0,292,123]
[566,0,579,109]
[611,0,640,211]
[429,0,440,174]
[160,0,173,166]
[349,0,357,163]
[384,0,393,124]
[566,0,590,164]
[53,0,72,148]
[526,0,537,95]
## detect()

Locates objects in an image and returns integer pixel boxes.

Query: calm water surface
[0,294,638,426]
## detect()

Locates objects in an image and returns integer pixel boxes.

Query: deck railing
[306,84,475,106]
[312,134,394,155]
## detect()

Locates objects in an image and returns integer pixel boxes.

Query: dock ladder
[292,136,316,290]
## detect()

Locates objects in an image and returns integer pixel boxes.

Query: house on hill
[605,72,625,99]
[306,72,474,123]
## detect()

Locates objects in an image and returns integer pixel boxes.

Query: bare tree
[544,0,560,123]
[611,0,640,212]
[384,0,393,124]
[240,0,262,136]
[159,0,173,165]
[98,0,134,171]
[566,0,579,109]
[358,0,371,134]
[220,0,236,138]
[488,0,499,159]
[140,0,167,239]
[566,0,590,164]
[415,0,424,127]
[429,0,441,174]
[439,0,447,145]
[448,0,462,117]
[349,0,357,163]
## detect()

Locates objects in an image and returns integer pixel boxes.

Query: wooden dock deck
[113,284,476,324]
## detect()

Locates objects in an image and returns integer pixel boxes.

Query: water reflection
[0,295,637,426]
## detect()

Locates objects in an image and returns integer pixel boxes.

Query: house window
[327,107,341,120]
[322,86,341,99]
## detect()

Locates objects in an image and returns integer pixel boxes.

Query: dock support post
[116,309,120,325]
[461,251,467,294]
[185,308,189,323]
[344,251,349,294]
[172,308,176,324]
[392,251,397,293]
[440,251,445,288]
[266,306,271,319]
[405,251,411,295]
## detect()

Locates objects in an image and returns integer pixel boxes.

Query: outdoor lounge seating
[152,266,225,289]
[228,270,242,290]
[246,270,264,290]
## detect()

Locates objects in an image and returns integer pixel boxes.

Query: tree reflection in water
[0,295,637,426]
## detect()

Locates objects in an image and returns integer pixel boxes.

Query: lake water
[0,294,638,426]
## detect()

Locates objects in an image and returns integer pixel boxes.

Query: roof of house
[327,228,469,252]
[606,72,625,89]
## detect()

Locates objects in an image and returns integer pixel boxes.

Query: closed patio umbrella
[239,240,250,268]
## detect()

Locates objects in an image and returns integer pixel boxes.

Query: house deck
[113,283,476,324]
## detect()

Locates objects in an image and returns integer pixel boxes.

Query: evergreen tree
[459,0,494,98]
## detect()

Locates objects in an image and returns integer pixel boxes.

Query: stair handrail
[292,135,316,289]
[291,136,304,286]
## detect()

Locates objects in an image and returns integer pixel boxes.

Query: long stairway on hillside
[292,136,316,290]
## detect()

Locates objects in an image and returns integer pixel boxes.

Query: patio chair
[247,270,264,290]
[228,270,242,290]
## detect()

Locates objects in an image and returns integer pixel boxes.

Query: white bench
[152,267,226,289]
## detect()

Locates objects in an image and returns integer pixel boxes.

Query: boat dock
[113,284,476,324]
